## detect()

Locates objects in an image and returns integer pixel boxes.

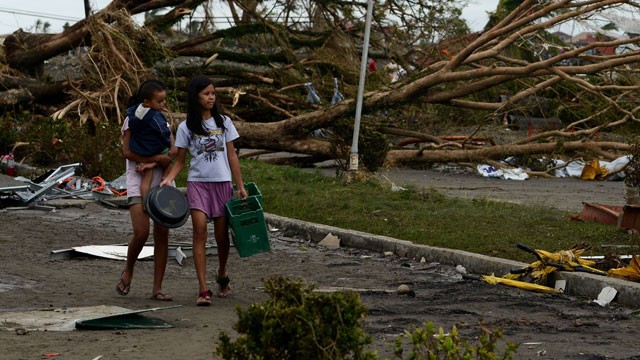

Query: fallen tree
[1,0,640,177]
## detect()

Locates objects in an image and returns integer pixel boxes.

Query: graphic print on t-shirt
[195,129,224,162]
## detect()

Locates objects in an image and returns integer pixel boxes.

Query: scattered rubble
[0,163,127,210]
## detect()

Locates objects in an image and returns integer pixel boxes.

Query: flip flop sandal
[197,289,213,306]
[216,275,231,298]
[151,292,173,301]
[116,271,131,296]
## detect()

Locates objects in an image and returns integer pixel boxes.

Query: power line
[0,5,313,25]
[0,7,81,22]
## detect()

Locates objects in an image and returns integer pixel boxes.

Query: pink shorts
[186,181,233,218]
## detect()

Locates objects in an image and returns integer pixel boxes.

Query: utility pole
[83,0,91,18]
[348,0,374,175]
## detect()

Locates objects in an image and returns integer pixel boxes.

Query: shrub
[216,276,376,360]
[391,322,519,360]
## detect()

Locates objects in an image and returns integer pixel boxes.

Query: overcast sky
[0,1,499,35]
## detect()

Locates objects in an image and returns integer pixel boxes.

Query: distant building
[571,32,617,55]
[550,31,618,56]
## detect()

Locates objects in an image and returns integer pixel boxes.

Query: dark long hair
[127,79,166,107]
[186,75,226,136]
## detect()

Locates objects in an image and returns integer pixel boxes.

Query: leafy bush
[216,276,376,360]
[391,322,519,360]
[0,112,125,180]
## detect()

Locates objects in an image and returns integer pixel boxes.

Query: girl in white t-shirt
[161,75,247,306]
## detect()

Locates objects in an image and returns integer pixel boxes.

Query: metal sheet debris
[0,163,128,210]
[72,245,154,260]
[75,305,181,330]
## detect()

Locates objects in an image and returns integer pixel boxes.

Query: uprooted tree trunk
[4,0,208,75]
[2,0,640,175]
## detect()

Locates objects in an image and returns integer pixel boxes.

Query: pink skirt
[186,181,233,218]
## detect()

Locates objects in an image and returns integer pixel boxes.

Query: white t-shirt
[175,116,240,182]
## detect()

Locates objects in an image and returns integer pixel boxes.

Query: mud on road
[1,171,640,359]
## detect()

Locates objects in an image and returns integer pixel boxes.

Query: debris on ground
[592,286,617,307]
[463,273,561,294]
[507,243,607,282]
[475,155,629,181]
[573,202,640,232]
[574,202,622,225]
[0,305,181,332]
[608,256,640,282]
[318,233,341,248]
[462,242,633,295]
[0,163,127,210]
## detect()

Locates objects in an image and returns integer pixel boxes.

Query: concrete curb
[265,213,640,308]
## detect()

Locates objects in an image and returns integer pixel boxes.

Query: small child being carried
[127,79,176,204]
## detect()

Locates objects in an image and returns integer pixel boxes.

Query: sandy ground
[1,171,640,360]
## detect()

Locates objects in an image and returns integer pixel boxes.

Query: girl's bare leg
[191,210,209,292]
[117,203,150,295]
[212,216,231,297]
[152,223,170,298]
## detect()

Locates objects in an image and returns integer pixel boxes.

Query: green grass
[176,160,631,263]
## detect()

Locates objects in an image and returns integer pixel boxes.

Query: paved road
[313,167,626,213]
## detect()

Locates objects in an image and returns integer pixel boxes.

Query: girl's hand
[237,188,248,200]
[136,162,157,173]
[159,177,173,187]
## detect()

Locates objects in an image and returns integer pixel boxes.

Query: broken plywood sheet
[0,305,133,331]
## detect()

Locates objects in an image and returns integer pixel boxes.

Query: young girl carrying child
[116,79,177,301]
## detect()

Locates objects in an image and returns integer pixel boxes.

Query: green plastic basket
[226,196,270,257]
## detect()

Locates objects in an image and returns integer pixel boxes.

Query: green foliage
[485,0,523,31]
[329,116,390,172]
[0,113,25,155]
[216,276,376,360]
[1,114,124,180]
[391,322,519,360]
